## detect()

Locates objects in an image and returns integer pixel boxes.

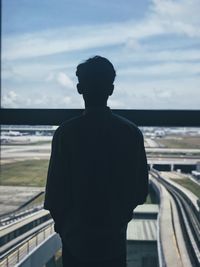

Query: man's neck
[84,105,110,115]
[85,105,107,109]
[84,102,108,109]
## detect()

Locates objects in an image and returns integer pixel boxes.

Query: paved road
[0,186,44,215]
[1,144,51,164]
[146,148,200,153]
[145,138,160,148]
[1,143,200,165]
[148,157,199,165]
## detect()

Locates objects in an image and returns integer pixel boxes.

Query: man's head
[76,56,116,106]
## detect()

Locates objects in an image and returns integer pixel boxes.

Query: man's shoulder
[53,114,84,137]
[111,112,142,137]
[61,114,84,128]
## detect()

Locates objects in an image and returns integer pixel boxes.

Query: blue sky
[2,0,200,109]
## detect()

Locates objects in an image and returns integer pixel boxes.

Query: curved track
[151,169,200,267]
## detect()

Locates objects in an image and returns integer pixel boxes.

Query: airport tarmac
[1,142,200,165]
[145,138,160,148]
[1,143,51,164]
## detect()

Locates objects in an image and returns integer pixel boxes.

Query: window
[2,0,200,109]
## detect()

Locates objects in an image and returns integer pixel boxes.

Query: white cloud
[119,62,200,77]
[2,74,200,109]
[108,98,126,108]
[62,96,71,105]
[57,72,74,88]
[114,76,200,109]
[2,0,200,109]
[150,0,200,37]
[151,0,200,24]
[115,49,200,65]
[2,0,200,61]
[45,71,74,88]
[124,38,142,50]
[34,96,48,106]
[45,72,55,81]
[2,24,129,60]
[2,90,74,109]
[153,88,173,99]
[2,90,18,107]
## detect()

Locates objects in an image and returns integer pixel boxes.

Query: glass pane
[2,0,200,109]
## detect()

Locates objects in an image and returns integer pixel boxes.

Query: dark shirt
[44,107,148,260]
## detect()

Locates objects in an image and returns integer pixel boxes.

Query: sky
[1,0,200,109]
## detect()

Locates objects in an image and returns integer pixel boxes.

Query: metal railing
[0,222,54,267]
[0,205,44,227]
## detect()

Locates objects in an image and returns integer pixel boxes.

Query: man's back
[44,107,148,260]
[45,56,149,266]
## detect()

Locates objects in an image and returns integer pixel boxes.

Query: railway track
[151,169,200,267]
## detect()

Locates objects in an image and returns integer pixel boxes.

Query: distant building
[196,161,200,172]
[191,162,200,180]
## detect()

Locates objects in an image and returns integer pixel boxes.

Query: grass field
[158,136,200,149]
[0,160,49,187]
[0,159,156,204]
[171,177,200,199]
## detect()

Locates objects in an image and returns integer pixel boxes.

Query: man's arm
[44,129,65,232]
[136,132,149,205]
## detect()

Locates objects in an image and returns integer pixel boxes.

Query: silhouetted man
[44,56,148,267]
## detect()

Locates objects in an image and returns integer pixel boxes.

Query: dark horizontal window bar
[0,109,200,127]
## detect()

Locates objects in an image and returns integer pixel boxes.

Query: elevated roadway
[151,170,200,267]
[0,205,159,267]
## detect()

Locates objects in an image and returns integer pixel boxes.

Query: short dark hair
[76,56,116,94]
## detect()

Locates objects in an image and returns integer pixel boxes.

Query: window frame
[1,108,200,127]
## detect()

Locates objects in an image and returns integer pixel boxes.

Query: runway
[1,143,51,164]
[1,143,200,165]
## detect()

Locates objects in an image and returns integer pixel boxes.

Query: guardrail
[0,205,44,227]
[0,222,54,267]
